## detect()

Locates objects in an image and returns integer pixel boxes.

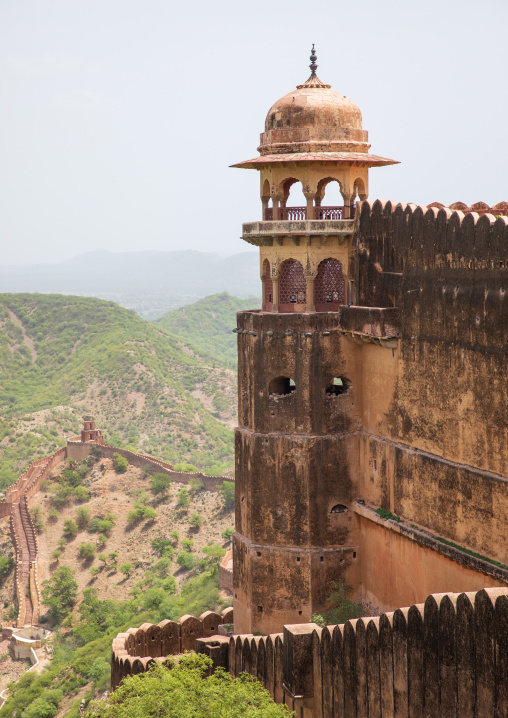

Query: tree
[176,488,190,509]
[86,654,293,717]
[113,453,128,474]
[119,562,133,577]
[201,544,226,576]
[176,551,194,570]
[108,551,119,565]
[42,566,78,623]
[217,481,235,510]
[149,473,171,498]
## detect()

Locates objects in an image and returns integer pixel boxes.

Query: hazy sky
[1,0,507,265]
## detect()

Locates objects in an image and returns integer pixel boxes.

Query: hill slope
[0,294,236,490]
[154,292,260,368]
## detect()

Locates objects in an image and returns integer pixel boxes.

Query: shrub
[153,557,172,578]
[221,527,234,542]
[217,481,235,510]
[98,553,107,565]
[0,555,13,577]
[76,506,91,529]
[113,453,128,473]
[90,566,100,577]
[48,507,59,522]
[127,501,157,524]
[149,473,171,497]
[74,486,90,503]
[311,580,362,627]
[52,549,62,561]
[119,562,133,577]
[79,543,96,561]
[108,551,119,564]
[30,506,44,533]
[173,463,198,473]
[170,530,179,545]
[176,488,190,510]
[98,534,108,545]
[181,538,194,552]
[189,477,205,494]
[176,551,194,570]
[161,576,177,592]
[189,513,203,530]
[63,519,78,538]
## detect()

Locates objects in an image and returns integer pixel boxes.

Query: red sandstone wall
[67,440,234,493]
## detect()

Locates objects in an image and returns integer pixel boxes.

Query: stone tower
[231,47,398,635]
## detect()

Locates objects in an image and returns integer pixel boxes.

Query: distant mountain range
[0,250,260,319]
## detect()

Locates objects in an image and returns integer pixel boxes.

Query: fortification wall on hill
[112,587,508,716]
[67,439,234,492]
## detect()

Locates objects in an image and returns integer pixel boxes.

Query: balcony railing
[263,206,355,221]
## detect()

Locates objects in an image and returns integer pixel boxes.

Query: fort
[108,47,508,715]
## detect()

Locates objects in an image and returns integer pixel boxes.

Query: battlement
[111,586,508,716]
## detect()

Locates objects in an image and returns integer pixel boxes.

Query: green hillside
[154,292,260,367]
[0,293,236,490]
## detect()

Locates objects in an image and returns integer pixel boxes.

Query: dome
[258,48,369,156]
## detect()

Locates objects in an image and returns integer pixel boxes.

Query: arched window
[279,259,306,312]
[263,259,273,312]
[314,258,346,312]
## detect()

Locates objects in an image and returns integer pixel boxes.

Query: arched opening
[326,377,350,396]
[315,178,346,219]
[353,177,366,201]
[279,179,306,220]
[330,504,348,514]
[261,179,272,220]
[314,258,346,311]
[269,376,295,396]
[263,259,273,312]
[279,259,306,312]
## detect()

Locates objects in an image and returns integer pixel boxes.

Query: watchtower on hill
[231,48,398,635]
[80,415,103,444]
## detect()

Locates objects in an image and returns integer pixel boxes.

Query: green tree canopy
[41,566,78,623]
[87,653,293,717]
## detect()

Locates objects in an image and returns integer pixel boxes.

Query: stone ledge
[353,500,508,584]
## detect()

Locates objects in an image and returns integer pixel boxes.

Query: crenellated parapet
[116,586,508,716]
[110,608,234,691]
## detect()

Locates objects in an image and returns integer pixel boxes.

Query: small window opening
[298,611,302,616]
[256,551,261,557]
[296,556,300,562]
[258,606,263,613]
[330,504,348,514]
[269,376,296,396]
[320,556,324,562]
[326,377,349,396]
[353,551,357,559]
[373,460,377,471]
[388,293,395,307]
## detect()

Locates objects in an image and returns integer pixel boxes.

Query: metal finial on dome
[309,44,318,78]
[297,44,331,89]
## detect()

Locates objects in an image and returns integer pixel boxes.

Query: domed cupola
[259,46,369,155]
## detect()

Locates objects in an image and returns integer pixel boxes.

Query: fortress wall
[355,200,508,583]
[112,587,508,716]
[354,511,507,613]
[110,607,234,691]
[68,440,234,493]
